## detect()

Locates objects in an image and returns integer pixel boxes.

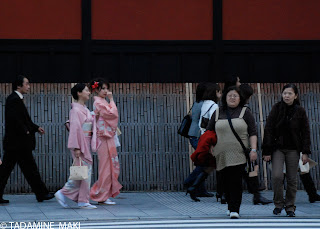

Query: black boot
[216,170,226,203]
[300,173,320,203]
[187,172,208,202]
[0,197,9,204]
[197,192,214,197]
[253,192,272,205]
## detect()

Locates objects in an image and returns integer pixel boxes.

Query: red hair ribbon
[92,81,99,89]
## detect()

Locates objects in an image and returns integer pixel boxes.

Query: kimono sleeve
[67,108,82,150]
[96,101,118,120]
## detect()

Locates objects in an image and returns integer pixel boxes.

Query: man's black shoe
[197,192,214,197]
[220,193,227,204]
[0,198,9,204]
[273,208,282,215]
[36,193,54,202]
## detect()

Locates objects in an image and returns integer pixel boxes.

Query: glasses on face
[227,94,239,99]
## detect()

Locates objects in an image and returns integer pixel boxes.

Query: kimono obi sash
[82,122,93,137]
[97,118,117,138]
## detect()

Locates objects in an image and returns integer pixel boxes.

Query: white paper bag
[114,134,121,147]
[299,152,310,173]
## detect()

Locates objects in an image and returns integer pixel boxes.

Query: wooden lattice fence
[0,83,319,193]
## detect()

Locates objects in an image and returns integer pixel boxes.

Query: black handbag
[226,109,256,173]
[177,104,193,138]
[200,104,214,128]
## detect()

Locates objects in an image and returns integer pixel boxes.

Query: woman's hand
[95,111,100,120]
[249,150,258,162]
[263,155,271,162]
[0,159,2,165]
[107,91,113,101]
[74,149,81,158]
[302,154,309,165]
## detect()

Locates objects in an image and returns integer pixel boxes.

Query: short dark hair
[202,83,221,103]
[12,75,27,91]
[281,83,300,105]
[71,83,87,100]
[239,83,254,102]
[89,78,110,92]
[223,73,239,93]
[221,86,246,110]
[195,82,207,102]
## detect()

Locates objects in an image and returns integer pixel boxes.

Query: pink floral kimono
[90,96,122,202]
[60,103,97,204]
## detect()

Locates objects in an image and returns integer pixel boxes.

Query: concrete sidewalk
[0,191,319,222]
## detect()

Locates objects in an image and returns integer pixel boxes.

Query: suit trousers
[272,149,299,212]
[0,149,48,197]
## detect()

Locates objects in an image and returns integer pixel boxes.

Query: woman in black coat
[263,84,311,217]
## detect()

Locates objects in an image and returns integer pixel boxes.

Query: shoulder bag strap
[226,109,247,153]
[226,109,257,169]
[239,107,247,119]
[187,103,194,115]
[215,108,220,122]
[202,103,214,117]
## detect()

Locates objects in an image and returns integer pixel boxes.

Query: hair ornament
[92,81,99,89]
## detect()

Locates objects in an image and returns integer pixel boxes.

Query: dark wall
[0,39,319,83]
[0,0,320,83]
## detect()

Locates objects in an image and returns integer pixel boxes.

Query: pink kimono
[90,96,122,202]
[60,103,97,204]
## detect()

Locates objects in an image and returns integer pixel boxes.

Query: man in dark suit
[0,75,54,204]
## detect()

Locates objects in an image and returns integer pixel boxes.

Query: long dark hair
[195,82,207,102]
[221,86,245,110]
[202,83,221,103]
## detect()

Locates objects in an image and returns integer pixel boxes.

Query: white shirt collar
[15,91,24,99]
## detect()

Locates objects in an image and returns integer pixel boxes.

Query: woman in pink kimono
[89,79,122,205]
[55,83,97,209]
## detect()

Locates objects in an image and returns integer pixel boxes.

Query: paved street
[2,219,320,229]
[1,191,320,228]
[49,219,320,229]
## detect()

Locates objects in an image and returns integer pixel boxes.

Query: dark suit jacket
[3,92,39,151]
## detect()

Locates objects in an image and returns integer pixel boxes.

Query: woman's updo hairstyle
[89,78,110,92]
[71,83,86,100]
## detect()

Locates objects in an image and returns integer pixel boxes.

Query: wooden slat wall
[0,83,319,193]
